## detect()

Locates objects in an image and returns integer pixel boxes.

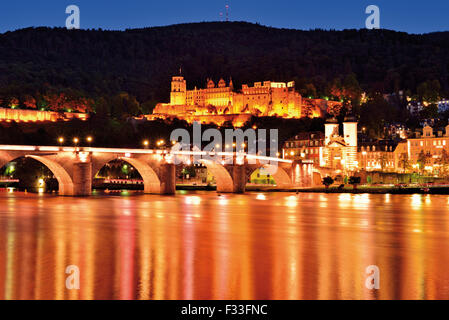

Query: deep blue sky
[0,0,448,34]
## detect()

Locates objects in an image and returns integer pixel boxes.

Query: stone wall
[0,108,88,122]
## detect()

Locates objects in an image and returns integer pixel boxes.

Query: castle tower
[218,78,226,88]
[343,115,358,171]
[324,117,339,146]
[207,79,215,89]
[170,76,186,105]
[343,115,357,147]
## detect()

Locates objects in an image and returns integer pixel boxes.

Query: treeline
[0,115,325,149]
[0,22,448,116]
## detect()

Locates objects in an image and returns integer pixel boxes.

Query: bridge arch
[200,159,235,193]
[120,157,162,194]
[26,155,75,196]
[248,164,292,188]
[0,151,15,171]
[93,156,162,194]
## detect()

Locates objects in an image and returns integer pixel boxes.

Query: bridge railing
[0,145,292,164]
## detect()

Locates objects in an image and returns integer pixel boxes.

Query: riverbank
[245,185,449,194]
[296,187,449,195]
[178,184,449,194]
[2,184,449,195]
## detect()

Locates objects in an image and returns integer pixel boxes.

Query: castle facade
[148,76,337,126]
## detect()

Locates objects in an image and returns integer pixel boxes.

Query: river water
[0,191,448,300]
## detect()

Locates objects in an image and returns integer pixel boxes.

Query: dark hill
[0,21,448,108]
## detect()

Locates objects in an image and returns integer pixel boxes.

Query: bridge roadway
[0,145,298,196]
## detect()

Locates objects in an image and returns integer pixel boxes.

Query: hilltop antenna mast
[225,2,229,22]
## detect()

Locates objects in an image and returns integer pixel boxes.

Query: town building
[282,132,324,165]
[407,125,449,173]
[358,140,397,172]
[407,101,424,116]
[383,123,409,140]
[438,99,449,113]
[282,119,449,176]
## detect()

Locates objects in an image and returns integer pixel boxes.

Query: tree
[398,152,410,173]
[348,176,361,190]
[380,153,388,171]
[419,104,439,119]
[141,100,157,115]
[439,149,449,177]
[300,83,317,99]
[322,176,334,189]
[417,80,441,103]
[94,97,110,118]
[417,150,431,174]
[359,94,395,139]
[111,92,141,119]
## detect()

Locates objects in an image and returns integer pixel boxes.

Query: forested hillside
[0,22,448,116]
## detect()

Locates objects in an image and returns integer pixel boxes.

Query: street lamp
[73,137,79,146]
[143,140,149,148]
[58,137,64,146]
[86,136,93,144]
[156,140,165,148]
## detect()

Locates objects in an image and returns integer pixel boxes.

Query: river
[0,191,448,300]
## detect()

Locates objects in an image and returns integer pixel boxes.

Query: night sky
[0,0,448,34]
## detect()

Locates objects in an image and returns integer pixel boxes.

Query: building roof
[344,114,357,122]
[285,131,324,142]
[358,139,399,152]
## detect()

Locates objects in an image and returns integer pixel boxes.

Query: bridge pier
[158,163,176,195]
[215,164,246,193]
[73,162,92,196]
[231,165,246,193]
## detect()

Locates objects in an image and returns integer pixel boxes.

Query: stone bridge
[0,145,302,196]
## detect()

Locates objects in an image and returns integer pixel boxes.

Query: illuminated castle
[149,76,333,125]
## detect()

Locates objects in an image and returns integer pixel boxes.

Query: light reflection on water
[0,191,448,300]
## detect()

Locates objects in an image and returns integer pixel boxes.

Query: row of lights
[142,139,167,147]
[142,139,179,148]
[58,136,93,146]
[53,137,280,157]
[214,143,247,149]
